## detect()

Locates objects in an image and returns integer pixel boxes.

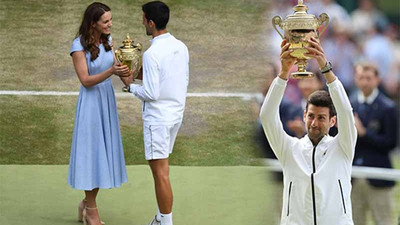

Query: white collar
[150,33,171,44]
[357,88,379,104]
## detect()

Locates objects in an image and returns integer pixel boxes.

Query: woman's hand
[112,63,130,77]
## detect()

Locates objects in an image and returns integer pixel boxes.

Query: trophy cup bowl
[115,34,143,91]
[272,0,329,79]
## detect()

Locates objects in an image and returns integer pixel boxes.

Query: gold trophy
[272,0,329,79]
[115,34,142,91]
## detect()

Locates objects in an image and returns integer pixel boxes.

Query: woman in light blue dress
[68,2,129,225]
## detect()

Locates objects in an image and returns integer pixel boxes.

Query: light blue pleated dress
[68,36,128,190]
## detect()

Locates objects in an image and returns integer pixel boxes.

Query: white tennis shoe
[148,215,161,225]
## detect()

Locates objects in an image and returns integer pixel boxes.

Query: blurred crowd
[266,0,399,103]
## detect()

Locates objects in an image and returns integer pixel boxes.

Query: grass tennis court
[0,95,262,166]
[0,165,275,225]
[0,0,270,93]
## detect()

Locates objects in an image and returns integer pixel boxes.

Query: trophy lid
[281,0,319,31]
[118,33,143,52]
[122,33,134,49]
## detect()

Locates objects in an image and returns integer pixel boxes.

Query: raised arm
[327,79,357,159]
[259,40,296,162]
[305,37,357,159]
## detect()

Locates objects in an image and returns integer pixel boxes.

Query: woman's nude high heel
[82,207,89,225]
[82,207,100,225]
[79,200,105,225]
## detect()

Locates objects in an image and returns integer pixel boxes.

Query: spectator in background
[323,23,358,94]
[350,0,389,43]
[363,20,395,89]
[320,0,351,27]
[350,62,398,225]
[383,24,400,100]
[303,0,351,39]
[304,0,325,16]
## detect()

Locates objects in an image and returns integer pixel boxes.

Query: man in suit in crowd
[350,62,398,225]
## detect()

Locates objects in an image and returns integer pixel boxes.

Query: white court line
[0,90,261,100]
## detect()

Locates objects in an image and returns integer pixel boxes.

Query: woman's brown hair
[77,2,112,61]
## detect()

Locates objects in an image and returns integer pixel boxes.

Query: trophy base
[291,71,314,79]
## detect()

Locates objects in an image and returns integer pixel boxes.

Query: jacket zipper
[143,102,146,112]
[338,179,347,214]
[311,146,317,225]
[287,181,293,216]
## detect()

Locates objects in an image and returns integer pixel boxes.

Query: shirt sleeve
[129,51,160,101]
[70,37,84,56]
[327,79,357,160]
[259,77,295,164]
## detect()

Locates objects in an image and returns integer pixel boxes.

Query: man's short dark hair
[142,1,169,30]
[306,90,337,118]
[355,61,379,77]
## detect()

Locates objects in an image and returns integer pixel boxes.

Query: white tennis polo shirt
[129,33,189,125]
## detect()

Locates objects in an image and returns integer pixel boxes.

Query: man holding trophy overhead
[120,1,189,225]
[260,1,357,225]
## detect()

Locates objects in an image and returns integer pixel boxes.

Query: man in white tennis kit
[121,1,188,225]
[260,37,357,225]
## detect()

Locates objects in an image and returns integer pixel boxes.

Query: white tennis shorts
[143,122,182,160]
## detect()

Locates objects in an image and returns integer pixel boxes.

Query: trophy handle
[272,16,285,39]
[134,42,143,51]
[317,13,329,37]
[114,49,122,64]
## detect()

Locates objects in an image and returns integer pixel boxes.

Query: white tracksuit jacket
[260,77,357,225]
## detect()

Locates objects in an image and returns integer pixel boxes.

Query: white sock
[160,212,172,225]
[156,207,162,221]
